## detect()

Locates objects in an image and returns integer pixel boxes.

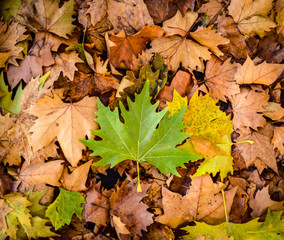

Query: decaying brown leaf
[7,39,55,89]
[216,14,250,60]
[28,94,97,166]
[83,181,113,228]
[263,102,284,121]
[110,181,153,236]
[0,20,28,68]
[157,175,237,228]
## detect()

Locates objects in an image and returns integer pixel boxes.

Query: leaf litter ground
[0,0,283,239]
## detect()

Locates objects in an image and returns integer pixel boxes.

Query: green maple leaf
[46,188,85,231]
[0,72,23,115]
[82,81,199,187]
[182,209,284,240]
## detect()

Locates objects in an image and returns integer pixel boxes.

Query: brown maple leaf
[203,56,240,102]
[21,0,75,38]
[7,38,55,89]
[83,181,113,228]
[110,181,153,236]
[235,56,284,85]
[228,0,276,37]
[235,124,278,174]
[45,51,84,85]
[199,0,223,21]
[109,25,163,69]
[150,10,228,71]
[231,87,269,132]
[28,94,97,167]
[156,175,237,228]
[216,15,250,60]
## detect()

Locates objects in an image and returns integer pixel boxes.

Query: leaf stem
[137,161,142,192]
[221,188,229,222]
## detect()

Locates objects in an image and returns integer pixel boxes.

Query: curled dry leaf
[61,160,92,192]
[263,102,284,121]
[157,70,193,108]
[250,186,284,218]
[231,88,269,132]
[28,94,97,167]
[203,56,240,102]
[110,181,153,236]
[156,175,237,228]
[235,56,284,85]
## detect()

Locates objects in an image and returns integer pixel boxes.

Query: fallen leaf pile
[0,0,283,239]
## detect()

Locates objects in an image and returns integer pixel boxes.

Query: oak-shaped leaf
[46,187,85,231]
[28,94,97,166]
[182,209,284,240]
[81,81,200,176]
